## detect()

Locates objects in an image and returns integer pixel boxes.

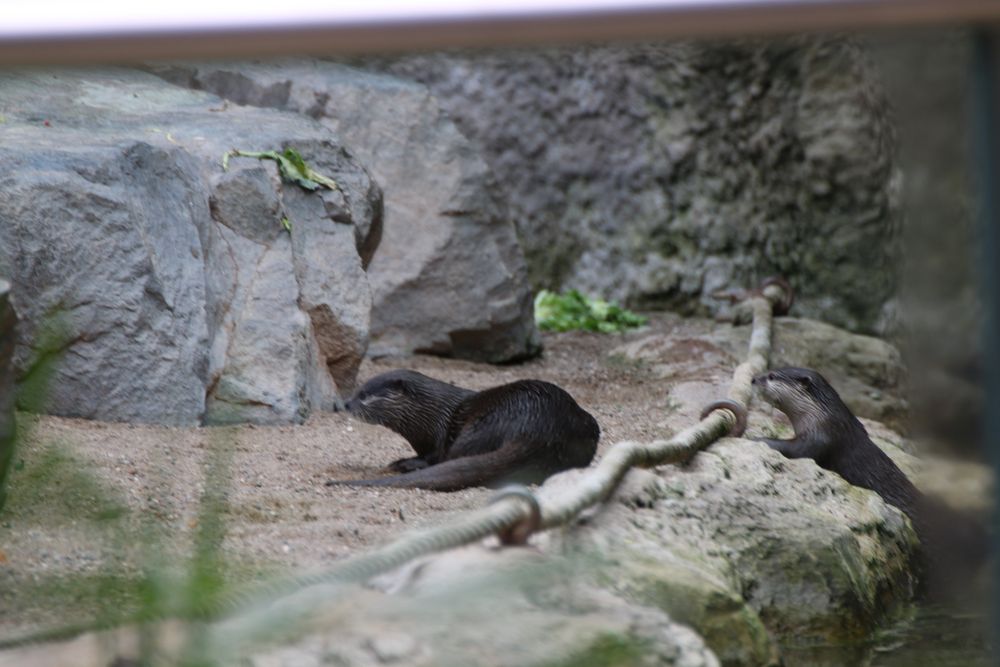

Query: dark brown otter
[326,370,600,491]
[752,367,988,588]
[752,367,922,520]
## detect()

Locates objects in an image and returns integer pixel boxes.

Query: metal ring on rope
[760,276,794,316]
[699,399,748,437]
[489,485,542,546]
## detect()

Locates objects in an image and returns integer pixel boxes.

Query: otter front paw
[388,457,429,473]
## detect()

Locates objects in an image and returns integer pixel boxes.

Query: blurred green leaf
[221,148,340,194]
[534,290,647,333]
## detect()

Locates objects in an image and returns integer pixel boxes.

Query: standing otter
[327,370,600,491]
[752,367,921,518]
[752,367,988,585]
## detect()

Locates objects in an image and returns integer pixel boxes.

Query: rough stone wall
[374,36,901,334]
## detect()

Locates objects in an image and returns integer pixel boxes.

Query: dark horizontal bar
[1,0,1000,66]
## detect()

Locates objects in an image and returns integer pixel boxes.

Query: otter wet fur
[327,370,601,491]
[752,366,989,592]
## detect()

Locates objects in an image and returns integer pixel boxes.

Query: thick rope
[200,284,787,656]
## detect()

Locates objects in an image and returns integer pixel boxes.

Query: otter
[752,367,922,517]
[326,370,601,491]
[752,367,988,586]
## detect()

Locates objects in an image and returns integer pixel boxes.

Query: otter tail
[326,442,543,492]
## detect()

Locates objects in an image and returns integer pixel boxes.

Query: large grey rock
[0,69,381,425]
[148,60,539,362]
[0,552,721,667]
[374,37,900,334]
[539,451,917,666]
[236,551,719,667]
[0,280,15,511]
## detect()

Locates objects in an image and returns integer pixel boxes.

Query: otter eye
[796,376,812,387]
[767,372,776,381]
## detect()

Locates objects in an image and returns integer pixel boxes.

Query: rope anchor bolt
[489,485,542,546]
[699,399,748,437]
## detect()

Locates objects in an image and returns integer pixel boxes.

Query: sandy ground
[0,314,740,640]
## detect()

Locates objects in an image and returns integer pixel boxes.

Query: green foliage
[0,408,247,662]
[0,310,68,513]
[0,317,246,662]
[7,444,127,525]
[534,289,647,333]
[222,147,341,193]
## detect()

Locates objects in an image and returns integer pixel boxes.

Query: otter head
[346,370,465,450]
[752,367,848,434]
[346,370,433,427]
